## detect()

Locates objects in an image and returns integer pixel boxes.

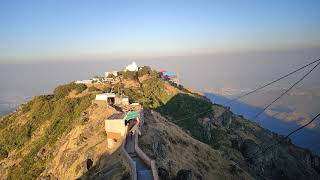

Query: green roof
[125,111,139,121]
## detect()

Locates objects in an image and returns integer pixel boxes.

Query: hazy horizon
[1,47,320,97]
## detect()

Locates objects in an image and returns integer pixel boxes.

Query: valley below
[206,87,320,154]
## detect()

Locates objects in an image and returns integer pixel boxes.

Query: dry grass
[38,101,130,179]
[139,110,254,180]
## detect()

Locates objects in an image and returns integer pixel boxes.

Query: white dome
[125,61,139,71]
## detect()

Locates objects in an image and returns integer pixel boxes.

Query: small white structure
[115,95,129,105]
[105,120,126,136]
[105,71,118,77]
[95,93,116,100]
[75,80,92,84]
[104,78,113,82]
[95,93,130,106]
[105,112,127,148]
[125,61,139,72]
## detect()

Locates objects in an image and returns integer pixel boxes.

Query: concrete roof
[102,93,116,97]
[106,112,126,120]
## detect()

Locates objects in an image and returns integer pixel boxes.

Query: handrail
[122,126,137,180]
[134,133,152,166]
[134,109,159,180]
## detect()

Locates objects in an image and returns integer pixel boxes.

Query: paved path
[125,134,153,180]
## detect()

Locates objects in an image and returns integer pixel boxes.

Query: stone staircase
[137,170,153,180]
[125,135,153,180]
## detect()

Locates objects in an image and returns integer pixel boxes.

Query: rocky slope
[0,66,319,180]
[139,109,253,180]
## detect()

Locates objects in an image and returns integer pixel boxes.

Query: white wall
[105,120,126,136]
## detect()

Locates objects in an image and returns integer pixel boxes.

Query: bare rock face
[220,110,234,129]
[240,139,260,161]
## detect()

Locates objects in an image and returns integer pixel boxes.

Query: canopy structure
[125,111,140,121]
[160,71,178,79]
[162,71,177,76]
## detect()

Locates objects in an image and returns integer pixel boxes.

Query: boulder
[175,169,192,180]
[240,139,260,162]
[158,167,170,180]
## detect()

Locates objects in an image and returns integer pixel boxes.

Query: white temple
[125,61,139,72]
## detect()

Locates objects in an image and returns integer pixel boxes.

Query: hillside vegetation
[0,83,94,179]
[119,67,320,179]
[0,66,320,180]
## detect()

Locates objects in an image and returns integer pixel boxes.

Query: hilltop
[0,65,319,180]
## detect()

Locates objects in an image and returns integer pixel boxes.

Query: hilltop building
[105,111,140,148]
[125,61,139,72]
[95,93,129,106]
[75,79,93,84]
[159,70,179,85]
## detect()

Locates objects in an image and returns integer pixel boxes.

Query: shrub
[124,88,143,103]
[88,86,99,92]
[30,95,54,120]
[101,86,111,93]
[138,66,152,77]
[74,84,87,94]
[141,77,170,108]
[156,93,214,143]
[6,95,93,179]
[0,145,8,160]
[122,71,137,80]
[53,83,87,99]
[0,95,55,154]
[107,74,116,78]
[21,99,34,113]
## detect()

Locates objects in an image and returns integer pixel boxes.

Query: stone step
[129,153,137,158]
[137,170,153,180]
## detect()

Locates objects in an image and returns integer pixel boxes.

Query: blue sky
[0,0,320,61]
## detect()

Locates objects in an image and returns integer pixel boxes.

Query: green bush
[30,95,54,120]
[210,128,227,149]
[21,99,34,113]
[0,145,8,160]
[74,84,87,94]
[156,93,214,143]
[122,71,137,80]
[107,73,116,78]
[0,95,55,154]
[0,114,15,129]
[138,66,152,77]
[88,86,99,92]
[140,77,170,108]
[101,86,111,93]
[53,83,87,99]
[3,94,93,180]
[124,88,143,103]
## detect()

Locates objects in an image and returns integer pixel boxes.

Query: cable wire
[225,58,320,105]
[252,61,320,120]
[247,113,320,161]
[172,59,320,123]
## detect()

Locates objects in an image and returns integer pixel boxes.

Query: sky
[0,0,320,62]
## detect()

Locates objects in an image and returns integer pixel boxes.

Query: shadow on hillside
[77,151,130,180]
[155,93,216,144]
[167,81,206,98]
[205,92,320,154]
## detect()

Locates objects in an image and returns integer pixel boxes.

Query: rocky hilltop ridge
[0,65,319,180]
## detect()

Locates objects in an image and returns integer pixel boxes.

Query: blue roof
[162,71,177,76]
